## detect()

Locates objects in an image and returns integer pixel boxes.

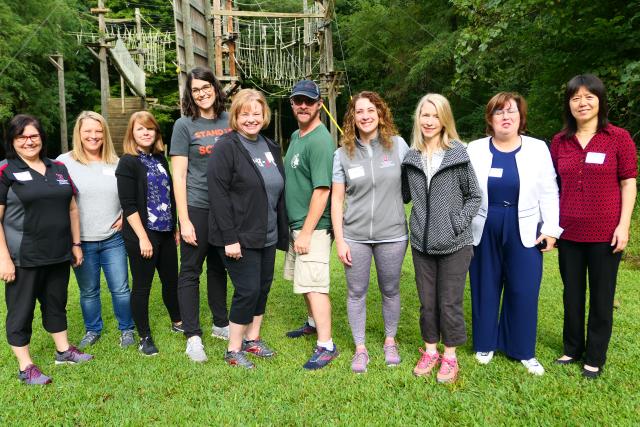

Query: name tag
[488,168,503,178]
[265,151,275,163]
[348,166,365,180]
[157,164,167,175]
[585,152,606,164]
[102,168,115,176]
[13,171,32,181]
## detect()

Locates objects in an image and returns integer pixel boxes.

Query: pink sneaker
[413,348,440,377]
[351,350,369,373]
[437,356,459,383]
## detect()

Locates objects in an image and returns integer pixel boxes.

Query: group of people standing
[1,69,635,385]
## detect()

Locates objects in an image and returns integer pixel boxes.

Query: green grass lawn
[1,247,639,426]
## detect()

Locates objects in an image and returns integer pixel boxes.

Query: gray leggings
[344,240,407,346]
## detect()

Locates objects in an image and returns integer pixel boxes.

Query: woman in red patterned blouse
[550,74,637,379]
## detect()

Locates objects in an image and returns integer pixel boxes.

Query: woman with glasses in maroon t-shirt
[551,74,637,379]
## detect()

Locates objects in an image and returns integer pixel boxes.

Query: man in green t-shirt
[283,80,337,370]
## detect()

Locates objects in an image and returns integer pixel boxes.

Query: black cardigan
[115,153,177,242]
[207,131,288,251]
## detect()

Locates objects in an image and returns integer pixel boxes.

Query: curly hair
[340,91,398,158]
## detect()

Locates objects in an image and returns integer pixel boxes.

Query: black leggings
[217,245,276,325]
[125,230,181,338]
[177,206,229,338]
[5,262,70,346]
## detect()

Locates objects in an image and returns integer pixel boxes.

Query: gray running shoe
[224,350,255,369]
[242,338,276,358]
[18,364,52,385]
[212,325,229,340]
[185,336,208,363]
[55,345,94,364]
[120,330,136,348]
[78,331,100,349]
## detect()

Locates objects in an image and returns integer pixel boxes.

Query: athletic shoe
[120,330,136,348]
[413,348,440,377]
[475,351,494,365]
[582,366,602,379]
[55,345,94,364]
[303,345,339,370]
[555,355,578,365]
[351,350,369,374]
[242,338,276,358]
[139,336,159,356]
[522,358,545,375]
[170,322,184,333]
[185,336,208,363]
[383,344,401,366]
[224,350,255,369]
[437,357,459,383]
[18,364,52,385]
[286,322,317,338]
[212,325,230,340]
[78,331,100,349]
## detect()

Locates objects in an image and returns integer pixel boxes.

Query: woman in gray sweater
[402,93,481,383]
[331,91,409,373]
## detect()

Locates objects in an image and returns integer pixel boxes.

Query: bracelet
[72,242,82,247]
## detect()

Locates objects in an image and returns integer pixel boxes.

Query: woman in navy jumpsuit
[467,93,562,375]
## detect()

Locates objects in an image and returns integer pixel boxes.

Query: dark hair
[5,114,47,160]
[182,67,225,119]
[562,74,609,137]
[485,92,528,136]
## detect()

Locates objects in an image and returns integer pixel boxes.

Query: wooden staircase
[107,97,146,154]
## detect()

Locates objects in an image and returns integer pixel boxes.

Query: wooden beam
[212,0,223,75]
[180,0,195,71]
[48,55,68,153]
[98,0,109,121]
[210,10,325,19]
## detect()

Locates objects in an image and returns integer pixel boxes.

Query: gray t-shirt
[169,113,232,209]
[239,134,284,247]
[56,152,121,242]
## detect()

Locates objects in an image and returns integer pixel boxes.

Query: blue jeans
[73,232,134,333]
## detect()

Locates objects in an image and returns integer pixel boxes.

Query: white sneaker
[475,351,494,365]
[185,336,208,363]
[521,358,545,375]
[212,325,229,340]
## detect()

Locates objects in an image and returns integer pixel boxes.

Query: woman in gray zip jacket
[401,93,481,384]
[331,91,409,373]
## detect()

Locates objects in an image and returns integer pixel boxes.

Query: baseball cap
[290,80,321,100]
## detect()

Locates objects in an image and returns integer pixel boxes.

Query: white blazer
[467,135,563,248]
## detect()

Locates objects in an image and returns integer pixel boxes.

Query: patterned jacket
[401,140,481,255]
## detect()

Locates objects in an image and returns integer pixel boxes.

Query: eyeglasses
[291,96,318,106]
[15,134,41,143]
[191,84,213,97]
[493,109,519,117]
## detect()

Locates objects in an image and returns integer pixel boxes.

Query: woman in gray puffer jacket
[401,93,481,384]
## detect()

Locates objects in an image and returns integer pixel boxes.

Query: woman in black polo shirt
[0,114,93,385]
[116,111,182,356]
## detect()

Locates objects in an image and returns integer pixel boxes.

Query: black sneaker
[224,350,255,369]
[139,336,159,356]
[170,322,184,333]
[285,322,317,338]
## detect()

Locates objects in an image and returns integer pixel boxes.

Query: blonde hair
[122,111,165,155]
[71,111,118,164]
[339,91,397,159]
[411,94,461,152]
[228,89,271,132]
